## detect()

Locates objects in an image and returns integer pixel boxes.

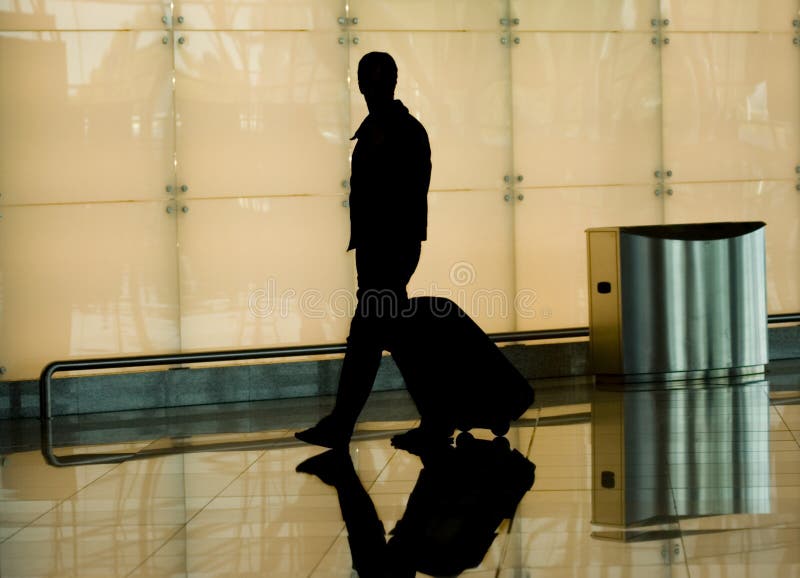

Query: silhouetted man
[296,52,431,448]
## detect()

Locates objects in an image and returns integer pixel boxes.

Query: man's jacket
[347,99,431,251]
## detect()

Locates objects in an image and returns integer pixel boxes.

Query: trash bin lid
[619,221,765,241]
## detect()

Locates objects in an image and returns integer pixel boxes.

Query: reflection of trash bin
[591,382,770,537]
[586,222,767,382]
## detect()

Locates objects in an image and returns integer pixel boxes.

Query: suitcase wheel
[490,421,511,437]
[492,436,511,450]
[456,431,476,447]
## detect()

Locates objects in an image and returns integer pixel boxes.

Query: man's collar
[351,100,406,140]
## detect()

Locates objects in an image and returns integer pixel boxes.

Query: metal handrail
[38,327,589,420]
[769,313,800,324]
[40,343,345,420]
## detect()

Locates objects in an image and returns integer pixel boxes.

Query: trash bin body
[587,222,767,381]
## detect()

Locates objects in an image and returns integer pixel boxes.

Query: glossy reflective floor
[1,361,799,578]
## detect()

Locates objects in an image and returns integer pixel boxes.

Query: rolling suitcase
[389,296,535,436]
[387,432,536,576]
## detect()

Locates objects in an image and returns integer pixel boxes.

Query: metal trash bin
[586,222,767,382]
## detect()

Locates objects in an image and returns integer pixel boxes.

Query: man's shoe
[390,426,453,456]
[295,414,351,449]
[296,449,353,486]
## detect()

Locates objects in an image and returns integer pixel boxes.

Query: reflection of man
[296,52,432,448]
[296,434,536,577]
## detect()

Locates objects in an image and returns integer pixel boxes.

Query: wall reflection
[591,380,771,535]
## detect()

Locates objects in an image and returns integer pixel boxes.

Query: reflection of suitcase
[389,433,536,577]
[389,296,535,435]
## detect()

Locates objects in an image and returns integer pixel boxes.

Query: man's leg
[295,243,420,448]
[293,295,393,448]
[331,309,385,427]
[295,450,394,576]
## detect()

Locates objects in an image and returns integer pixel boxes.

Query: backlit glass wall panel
[660,8,800,317]
[0,7,181,381]
[347,4,515,331]
[176,196,353,350]
[514,186,662,330]
[0,203,181,380]
[174,0,343,31]
[661,0,797,32]
[511,0,658,31]
[510,1,665,330]
[661,33,799,182]
[174,31,350,199]
[0,31,174,205]
[172,16,354,352]
[1,0,798,380]
[409,191,516,334]
[349,30,511,192]
[0,0,170,30]
[349,0,505,31]
[664,182,800,315]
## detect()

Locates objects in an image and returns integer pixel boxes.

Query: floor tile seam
[362,419,418,495]
[524,413,539,462]
[668,464,694,578]
[526,481,592,494]
[678,519,800,533]
[770,401,794,432]
[497,416,540,576]
[63,437,186,505]
[682,540,800,564]
[364,445,402,495]
[679,527,694,578]
[0,527,20,544]
[0,438,152,546]
[123,523,189,578]
[351,445,415,578]
[180,447,269,523]
[668,477,800,571]
[1,492,91,544]
[497,511,524,576]
[303,530,349,578]
[687,522,800,534]
[528,517,800,538]
[494,562,694,572]
[121,447,270,577]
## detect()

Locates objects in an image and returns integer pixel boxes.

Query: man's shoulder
[403,112,427,133]
[400,113,429,144]
[393,100,428,135]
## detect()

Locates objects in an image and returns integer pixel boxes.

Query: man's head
[358,52,397,112]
